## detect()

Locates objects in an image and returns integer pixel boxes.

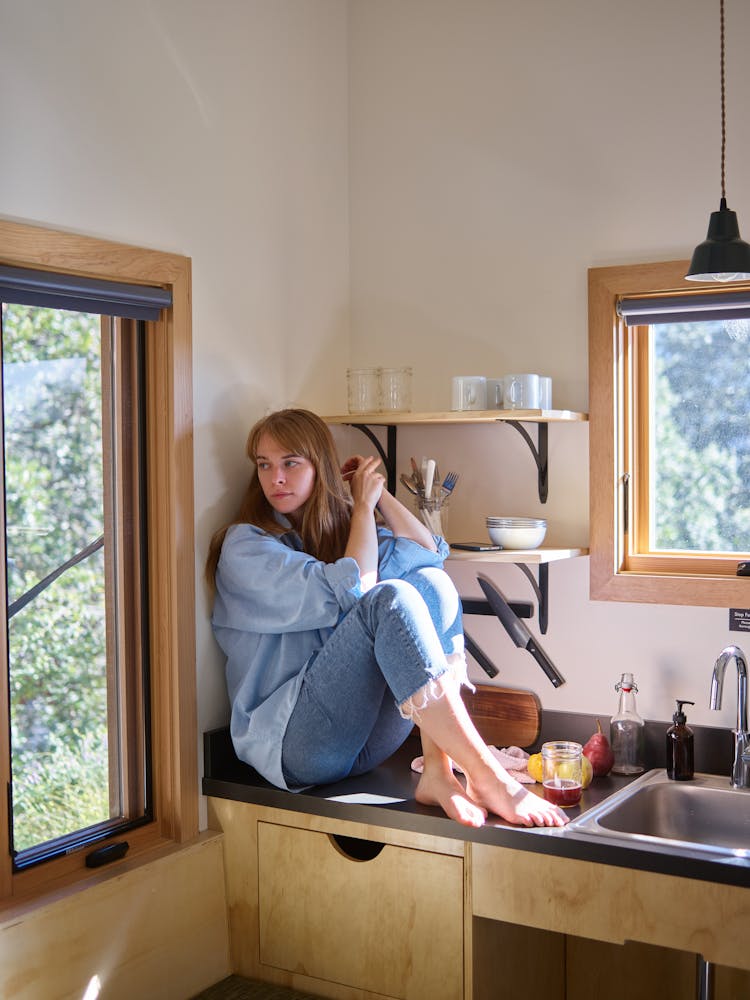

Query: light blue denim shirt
[211,518,449,789]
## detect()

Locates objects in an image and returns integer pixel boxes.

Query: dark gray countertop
[203,725,750,889]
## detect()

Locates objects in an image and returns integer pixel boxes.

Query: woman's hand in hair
[340,455,360,482]
[342,455,384,513]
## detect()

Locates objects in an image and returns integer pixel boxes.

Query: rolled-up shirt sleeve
[214,524,363,634]
[376,528,449,580]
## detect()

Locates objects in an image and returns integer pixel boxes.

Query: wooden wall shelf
[324,409,588,425]
[447,547,588,564]
[325,409,587,504]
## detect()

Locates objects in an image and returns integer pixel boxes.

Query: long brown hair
[205,409,352,588]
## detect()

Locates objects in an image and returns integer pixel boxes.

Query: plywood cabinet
[209,798,467,1000]
[208,793,750,1000]
[258,822,463,998]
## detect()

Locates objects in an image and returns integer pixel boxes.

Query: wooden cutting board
[462,684,541,749]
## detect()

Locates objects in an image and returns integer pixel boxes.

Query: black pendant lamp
[686,0,750,282]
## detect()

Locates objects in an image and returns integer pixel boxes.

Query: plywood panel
[0,834,229,1000]
[567,937,750,1000]
[567,937,694,1000]
[258,822,463,1000]
[715,963,750,999]
[472,844,750,971]
[208,797,468,999]
[472,917,565,1000]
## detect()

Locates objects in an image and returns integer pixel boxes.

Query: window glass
[1,303,134,859]
[650,320,750,553]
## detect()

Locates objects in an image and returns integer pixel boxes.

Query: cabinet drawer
[258,821,464,999]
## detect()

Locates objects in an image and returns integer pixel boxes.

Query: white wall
[347,0,750,729]
[0,0,351,796]
[1,0,747,818]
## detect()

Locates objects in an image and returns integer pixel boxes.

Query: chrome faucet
[709,644,750,788]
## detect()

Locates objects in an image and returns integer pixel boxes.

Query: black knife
[463,629,500,678]
[476,573,565,688]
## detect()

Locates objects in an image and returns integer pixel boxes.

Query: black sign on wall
[729,608,750,633]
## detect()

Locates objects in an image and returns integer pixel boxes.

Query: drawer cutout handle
[329,834,385,862]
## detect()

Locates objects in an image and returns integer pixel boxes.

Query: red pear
[582,718,615,777]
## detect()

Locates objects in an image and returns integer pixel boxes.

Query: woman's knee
[361,578,423,622]
[402,565,458,601]
[362,574,462,657]
[399,567,462,635]
[357,579,442,648]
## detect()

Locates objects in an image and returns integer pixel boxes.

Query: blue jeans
[281,566,464,789]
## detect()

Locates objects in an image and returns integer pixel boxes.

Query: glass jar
[346,367,381,414]
[380,367,413,412]
[415,496,448,538]
[541,740,583,808]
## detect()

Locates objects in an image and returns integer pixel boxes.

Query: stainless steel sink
[567,769,750,858]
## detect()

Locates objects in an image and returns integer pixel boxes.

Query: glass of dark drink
[541,740,583,808]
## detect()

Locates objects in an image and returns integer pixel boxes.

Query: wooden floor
[192,977,324,1000]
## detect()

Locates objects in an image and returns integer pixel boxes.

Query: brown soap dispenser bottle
[666,699,695,780]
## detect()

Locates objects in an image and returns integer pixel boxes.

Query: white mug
[540,376,552,410]
[503,373,541,410]
[485,377,504,409]
[451,375,487,411]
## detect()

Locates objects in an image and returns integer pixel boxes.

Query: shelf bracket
[507,420,548,503]
[344,423,398,493]
[513,561,550,634]
[343,418,550,502]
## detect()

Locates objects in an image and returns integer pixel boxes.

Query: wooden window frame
[102,317,149,830]
[0,219,198,904]
[589,258,750,608]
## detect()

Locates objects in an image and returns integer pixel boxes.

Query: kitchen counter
[202,726,750,889]
[205,725,750,995]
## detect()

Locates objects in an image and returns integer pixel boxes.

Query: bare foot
[407,679,567,828]
[415,768,488,828]
[465,772,568,828]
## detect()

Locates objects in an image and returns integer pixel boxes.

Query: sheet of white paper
[326,792,406,805]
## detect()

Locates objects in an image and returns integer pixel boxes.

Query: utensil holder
[416,496,448,538]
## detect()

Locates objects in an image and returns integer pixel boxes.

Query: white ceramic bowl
[486,515,546,526]
[487,523,547,549]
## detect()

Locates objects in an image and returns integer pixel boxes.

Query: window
[0,220,197,903]
[1,305,151,865]
[589,260,750,607]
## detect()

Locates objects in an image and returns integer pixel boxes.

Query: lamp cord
[720,0,726,203]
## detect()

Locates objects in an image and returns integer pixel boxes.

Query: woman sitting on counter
[205,407,566,829]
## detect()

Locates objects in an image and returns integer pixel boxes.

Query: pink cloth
[410,745,534,784]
